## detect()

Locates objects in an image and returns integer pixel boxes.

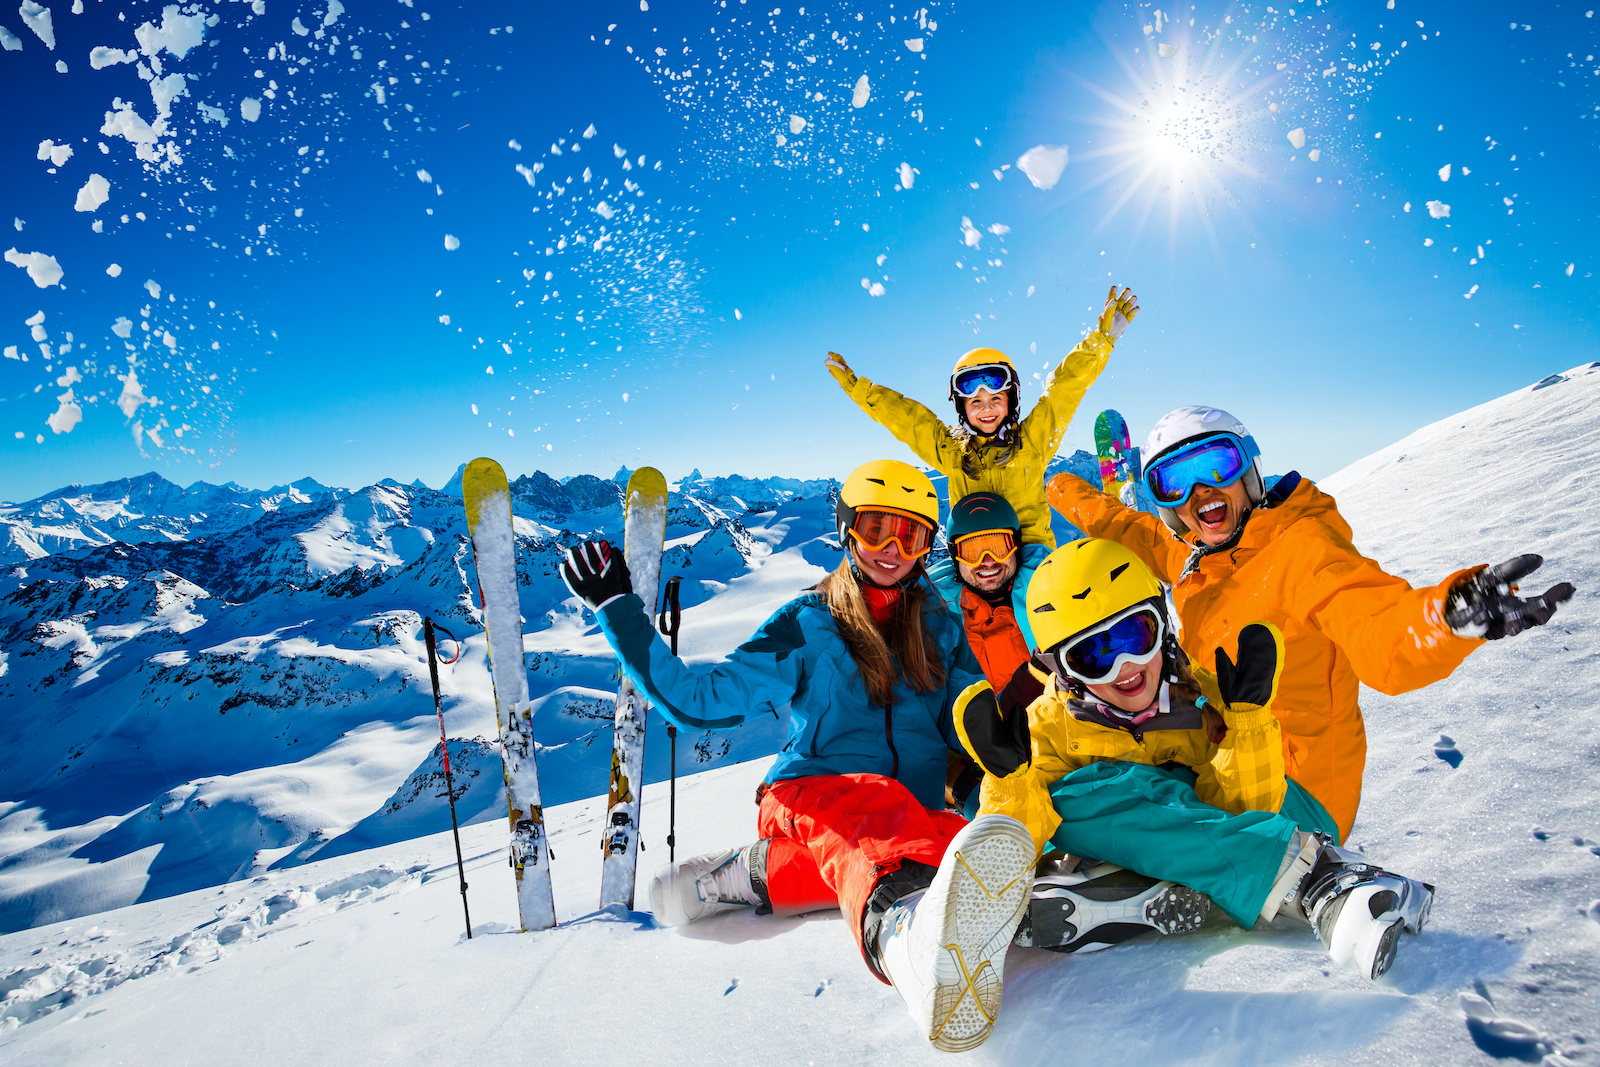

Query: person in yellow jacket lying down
[824,285,1140,547]
[954,538,1435,980]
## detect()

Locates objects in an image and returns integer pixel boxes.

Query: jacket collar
[1176,472,1334,581]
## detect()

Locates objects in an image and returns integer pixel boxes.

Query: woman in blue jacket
[563,459,1035,1053]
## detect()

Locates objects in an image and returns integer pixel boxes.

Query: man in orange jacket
[1047,406,1574,842]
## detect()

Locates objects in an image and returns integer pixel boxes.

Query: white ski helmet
[1142,406,1266,536]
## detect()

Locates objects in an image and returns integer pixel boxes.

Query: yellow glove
[1096,285,1140,342]
[825,351,857,391]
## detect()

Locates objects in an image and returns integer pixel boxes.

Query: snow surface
[1,375,1597,1063]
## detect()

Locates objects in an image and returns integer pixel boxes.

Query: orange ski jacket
[1046,471,1482,840]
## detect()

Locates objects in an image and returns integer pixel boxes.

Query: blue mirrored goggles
[1144,433,1261,508]
[1051,603,1166,686]
[951,364,1016,399]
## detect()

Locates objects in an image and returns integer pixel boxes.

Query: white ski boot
[1016,860,1211,953]
[875,815,1034,1053]
[1268,833,1434,980]
[648,845,763,927]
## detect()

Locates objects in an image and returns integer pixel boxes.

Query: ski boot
[1015,860,1211,953]
[873,815,1034,1053]
[1270,833,1434,980]
[647,844,766,926]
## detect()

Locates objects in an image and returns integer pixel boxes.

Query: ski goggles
[952,530,1018,567]
[1047,602,1165,686]
[951,363,1017,399]
[1144,433,1261,508]
[848,507,935,560]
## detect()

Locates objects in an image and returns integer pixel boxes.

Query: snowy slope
[0,370,1596,1063]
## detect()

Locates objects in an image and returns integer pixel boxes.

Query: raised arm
[1017,286,1136,458]
[565,540,806,731]
[825,352,965,475]
[1046,471,1191,584]
[1191,624,1289,816]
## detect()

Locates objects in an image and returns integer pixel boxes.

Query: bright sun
[1072,35,1269,250]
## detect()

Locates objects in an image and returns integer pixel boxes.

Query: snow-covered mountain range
[0,446,1101,934]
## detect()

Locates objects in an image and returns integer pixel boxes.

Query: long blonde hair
[816,556,946,708]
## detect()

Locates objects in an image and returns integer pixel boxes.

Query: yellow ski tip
[462,457,511,532]
[625,467,668,515]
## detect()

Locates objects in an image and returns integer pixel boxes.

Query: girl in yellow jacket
[953,538,1435,980]
[824,285,1139,547]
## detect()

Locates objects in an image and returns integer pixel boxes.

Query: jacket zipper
[884,701,899,781]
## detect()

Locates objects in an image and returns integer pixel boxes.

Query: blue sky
[1,0,1595,502]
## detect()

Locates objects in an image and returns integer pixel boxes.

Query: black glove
[1445,554,1575,640]
[998,660,1046,717]
[1214,622,1283,710]
[957,682,1031,780]
[561,540,633,611]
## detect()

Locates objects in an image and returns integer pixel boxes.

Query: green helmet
[947,492,1021,544]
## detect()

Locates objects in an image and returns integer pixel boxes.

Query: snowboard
[599,466,669,910]
[462,457,557,932]
[1094,409,1139,507]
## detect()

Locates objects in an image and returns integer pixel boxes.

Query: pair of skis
[460,459,668,932]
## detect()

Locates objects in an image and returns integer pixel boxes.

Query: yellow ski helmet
[836,459,941,542]
[948,348,1020,436]
[1025,538,1164,655]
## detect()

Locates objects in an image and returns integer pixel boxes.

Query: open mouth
[1112,670,1149,698]
[1195,498,1230,532]
[974,563,1003,580]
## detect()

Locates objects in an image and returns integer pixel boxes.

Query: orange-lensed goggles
[848,508,935,560]
[952,530,1018,567]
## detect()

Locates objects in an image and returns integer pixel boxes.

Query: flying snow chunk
[988,223,1011,235]
[1309,149,1321,162]
[74,173,109,212]
[144,278,161,298]
[444,234,460,250]
[291,16,309,35]
[594,200,615,219]
[960,217,981,248]
[5,248,63,288]
[1426,200,1451,218]
[37,139,72,166]
[90,45,136,68]
[860,279,886,297]
[19,0,53,49]
[324,0,344,26]
[1016,145,1068,190]
[1158,43,1178,57]
[904,37,924,52]
[1568,263,1577,277]
[241,97,261,122]
[134,5,206,59]
[112,316,132,337]
[417,169,433,182]
[852,74,870,108]
[734,308,742,321]
[501,342,512,355]
[789,115,807,135]
[583,124,597,139]
[898,162,916,189]
[1287,128,1307,149]
[47,390,82,434]
[1438,163,1451,181]
[106,263,122,277]
[117,368,147,417]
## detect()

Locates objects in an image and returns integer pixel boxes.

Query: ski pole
[657,576,683,862]
[424,616,473,940]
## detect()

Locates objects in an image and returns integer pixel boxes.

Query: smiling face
[956,548,1019,593]
[851,538,918,586]
[962,388,1010,436]
[1082,654,1163,712]
[1174,478,1251,547]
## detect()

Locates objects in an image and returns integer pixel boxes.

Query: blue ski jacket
[925,542,1051,652]
[594,586,988,810]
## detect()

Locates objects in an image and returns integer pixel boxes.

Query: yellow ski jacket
[835,331,1115,547]
[969,667,1287,859]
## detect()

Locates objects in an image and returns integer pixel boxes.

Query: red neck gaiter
[862,583,901,625]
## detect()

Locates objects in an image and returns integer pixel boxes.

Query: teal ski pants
[1045,761,1341,928]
